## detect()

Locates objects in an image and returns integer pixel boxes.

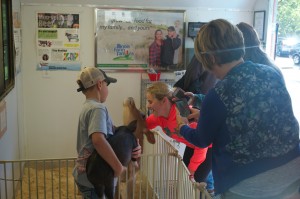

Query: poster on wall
[253,11,265,41]
[13,8,22,74]
[95,8,185,71]
[0,101,7,140]
[36,13,81,71]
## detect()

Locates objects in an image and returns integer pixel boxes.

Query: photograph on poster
[95,8,185,71]
[37,13,80,29]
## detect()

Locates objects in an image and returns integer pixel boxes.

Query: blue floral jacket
[181,61,300,194]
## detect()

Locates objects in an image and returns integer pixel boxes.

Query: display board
[95,8,186,71]
[36,13,81,71]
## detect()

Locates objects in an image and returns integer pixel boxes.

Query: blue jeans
[75,181,101,199]
[206,170,214,190]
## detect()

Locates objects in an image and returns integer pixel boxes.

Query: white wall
[0,0,22,161]
[0,88,20,160]
[185,9,253,48]
[18,1,263,159]
[21,6,90,158]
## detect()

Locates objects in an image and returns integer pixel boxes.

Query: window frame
[0,0,15,101]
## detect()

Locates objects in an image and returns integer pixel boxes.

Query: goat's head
[123,97,156,147]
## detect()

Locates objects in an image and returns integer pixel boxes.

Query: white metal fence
[0,130,211,199]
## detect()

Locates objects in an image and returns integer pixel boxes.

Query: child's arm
[184,92,205,109]
[193,93,206,108]
[91,132,125,177]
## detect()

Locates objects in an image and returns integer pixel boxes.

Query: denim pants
[75,181,101,199]
[206,170,214,190]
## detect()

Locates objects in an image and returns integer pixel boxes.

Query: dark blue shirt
[180,61,300,194]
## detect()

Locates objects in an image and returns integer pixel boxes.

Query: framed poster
[253,11,265,41]
[95,8,186,71]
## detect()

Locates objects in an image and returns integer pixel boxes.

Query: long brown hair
[236,22,276,68]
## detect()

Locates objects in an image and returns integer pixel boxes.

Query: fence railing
[0,129,211,199]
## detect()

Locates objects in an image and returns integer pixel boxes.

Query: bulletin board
[95,8,186,71]
[36,13,81,71]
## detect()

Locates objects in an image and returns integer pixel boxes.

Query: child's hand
[187,107,200,122]
[185,92,195,105]
[132,160,139,169]
[114,165,127,177]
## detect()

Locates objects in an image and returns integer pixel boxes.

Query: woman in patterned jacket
[177,19,300,198]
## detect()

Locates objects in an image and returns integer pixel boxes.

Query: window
[0,0,15,101]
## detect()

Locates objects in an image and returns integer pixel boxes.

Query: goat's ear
[127,120,137,132]
[144,129,156,144]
